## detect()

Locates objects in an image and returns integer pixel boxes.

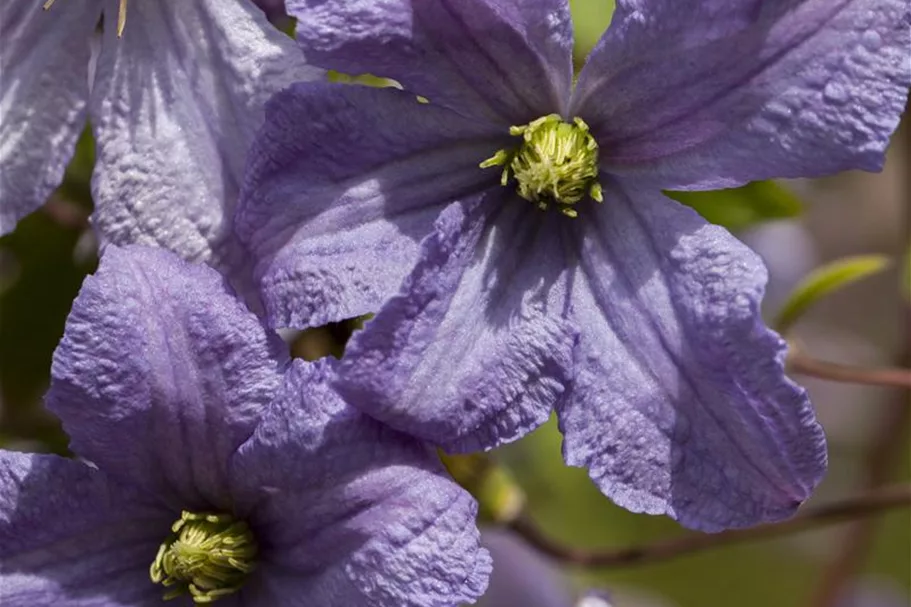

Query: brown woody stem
[507,484,911,569]
[788,350,911,389]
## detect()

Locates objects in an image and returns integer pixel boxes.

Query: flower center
[150,511,257,604]
[44,0,129,37]
[480,114,603,218]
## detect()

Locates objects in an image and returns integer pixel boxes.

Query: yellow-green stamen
[44,0,129,37]
[480,114,603,218]
[150,511,257,604]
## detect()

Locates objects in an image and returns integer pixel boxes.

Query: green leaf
[570,0,616,61]
[775,255,892,334]
[57,125,95,208]
[666,181,803,231]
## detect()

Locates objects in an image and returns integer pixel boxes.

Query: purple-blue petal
[230,358,491,606]
[0,451,170,605]
[558,181,827,531]
[237,82,506,328]
[289,0,574,121]
[337,194,576,453]
[89,0,322,282]
[0,0,98,234]
[46,245,286,510]
[573,0,911,189]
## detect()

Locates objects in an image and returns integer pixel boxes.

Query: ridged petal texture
[89,0,322,280]
[290,0,574,121]
[7,245,490,606]
[574,0,911,188]
[235,0,911,530]
[0,0,99,233]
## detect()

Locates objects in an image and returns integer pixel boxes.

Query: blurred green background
[1,2,908,606]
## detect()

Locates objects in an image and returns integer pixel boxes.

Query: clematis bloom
[0,245,490,606]
[237,0,910,530]
[0,0,320,280]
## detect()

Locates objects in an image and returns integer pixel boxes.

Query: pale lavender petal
[0,451,170,606]
[573,0,911,189]
[230,358,491,607]
[237,83,506,328]
[0,0,98,233]
[290,0,574,121]
[558,181,827,531]
[337,195,576,453]
[89,0,322,279]
[47,245,285,510]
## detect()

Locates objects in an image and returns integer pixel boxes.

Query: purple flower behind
[252,0,294,29]
[237,0,910,531]
[252,0,286,21]
[835,579,911,607]
[477,530,652,607]
[0,1,321,286]
[0,245,490,606]
[479,529,574,607]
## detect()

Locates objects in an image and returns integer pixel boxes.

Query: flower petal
[573,0,911,189]
[230,358,491,607]
[558,182,827,531]
[289,0,574,121]
[46,245,285,510]
[0,0,98,234]
[0,451,170,605]
[337,194,576,453]
[89,0,322,279]
[237,83,506,328]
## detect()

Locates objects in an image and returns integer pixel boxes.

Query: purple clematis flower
[237,0,910,531]
[0,245,490,606]
[0,0,320,280]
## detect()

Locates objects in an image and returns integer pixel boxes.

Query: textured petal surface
[337,195,576,453]
[238,83,506,328]
[289,0,573,121]
[573,0,911,189]
[230,359,491,607]
[0,0,98,233]
[89,0,322,279]
[0,451,170,606]
[46,245,285,510]
[557,182,827,531]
